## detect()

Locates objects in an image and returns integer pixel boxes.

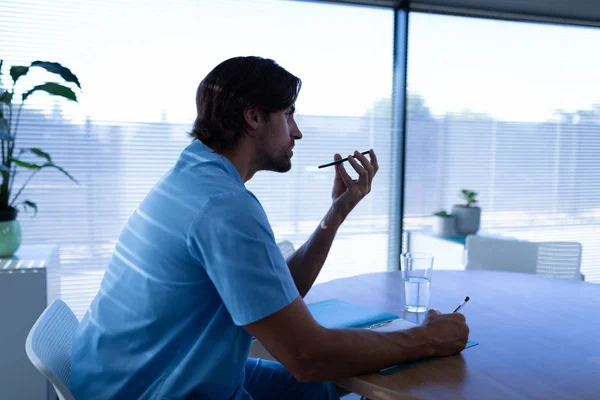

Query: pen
[453,296,470,313]
[317,150,370,169]
[368,319,395,329]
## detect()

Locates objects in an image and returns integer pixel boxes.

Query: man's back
[69,140,299,399]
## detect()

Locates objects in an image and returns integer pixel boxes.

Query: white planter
[432,216,456,237]
[451,205,481,235]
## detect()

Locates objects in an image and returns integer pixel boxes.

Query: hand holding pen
[422,308,471,356]
[322,149,379,220]
[370,296,470,330]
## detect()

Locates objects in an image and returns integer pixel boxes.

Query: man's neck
[221,141,258,183]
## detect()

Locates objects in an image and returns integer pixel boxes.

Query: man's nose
[292,125,302,140]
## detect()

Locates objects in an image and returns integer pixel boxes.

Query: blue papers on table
[306,298,398,329]
[306,299,478,375]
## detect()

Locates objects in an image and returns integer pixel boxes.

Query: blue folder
[307,299,399,329]
[306,298,479,375]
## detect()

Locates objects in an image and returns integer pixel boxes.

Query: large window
[405,13,600,282]
[1,0,395,317]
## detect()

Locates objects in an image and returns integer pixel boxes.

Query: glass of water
[401,253,434,313]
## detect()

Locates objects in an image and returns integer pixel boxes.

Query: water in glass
[403,276,431,313]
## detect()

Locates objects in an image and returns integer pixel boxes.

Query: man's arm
[286,205,345,297]
[245,297,470,382]
[287,150,379,297]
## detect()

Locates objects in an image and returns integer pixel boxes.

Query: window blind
[1,0,395,318]
[405,13,600,282]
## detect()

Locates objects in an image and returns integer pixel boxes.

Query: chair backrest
[25,299,79,400]
[277,240,295,259]
[465,235,538,274]
[536,241,583,280]
[466,236,583,280]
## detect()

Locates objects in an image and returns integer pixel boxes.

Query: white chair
[25,299,79,400]
[277,240,295,259]
[465,235,583,280]
[536,241,583,280]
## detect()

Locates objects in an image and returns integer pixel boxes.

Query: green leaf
[44,163,78,184]
[10,158,42,170]
[21,200,37,216]
[22,82,77,102]
[0,91,12,105]
[9,66,29,84]
[10,158,77,184]
[31,61,81,89]
[26,148,52,163]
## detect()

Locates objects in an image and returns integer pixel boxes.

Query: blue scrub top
[70,140,300,399]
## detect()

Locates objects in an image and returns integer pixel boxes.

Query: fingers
[335,159,354,187]
[333,153,344,181]
[348,153,369,180]
[422,309,441,325]
[353,150,375,191]
[369,149,379,175]
[353,150,375,176]
[451,312,466,322]
[346,157,368,194]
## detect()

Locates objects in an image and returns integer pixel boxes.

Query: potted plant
[0,60,80,257]
[431,210,456,237]
[451,189,481,235]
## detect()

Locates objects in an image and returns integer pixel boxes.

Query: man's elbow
[285,343,329,382]
[287,358,319,383]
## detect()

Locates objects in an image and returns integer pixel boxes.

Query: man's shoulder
[162,150,244,201]
[186,187,270,238]
[202,188,264,217]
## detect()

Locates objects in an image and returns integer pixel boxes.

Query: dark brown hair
[189,56,302,153]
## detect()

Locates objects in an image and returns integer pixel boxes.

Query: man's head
[190,56,302,172]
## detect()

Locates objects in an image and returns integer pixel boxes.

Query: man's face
[257,105,303,173]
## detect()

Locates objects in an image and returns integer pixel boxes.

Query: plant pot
[432,215,456,237]
[0,209,21,257]
[451,205,481,235]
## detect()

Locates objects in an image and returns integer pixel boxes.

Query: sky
[408,13,600,122]
[2,0,600,123]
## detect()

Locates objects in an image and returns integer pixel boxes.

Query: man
[70,56,469,399]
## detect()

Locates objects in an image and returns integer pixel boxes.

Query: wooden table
[302,270,600,400]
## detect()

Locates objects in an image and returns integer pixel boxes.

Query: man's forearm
[287,205,346,297]
[246,299,468,385]
[297,326,435,382]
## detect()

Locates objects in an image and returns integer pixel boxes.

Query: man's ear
[244,107,261,130]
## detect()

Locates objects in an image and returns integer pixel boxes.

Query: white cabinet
[0,245,59,400]
[407,229,467,270]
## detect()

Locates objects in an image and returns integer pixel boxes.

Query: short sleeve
[187,191,299,326]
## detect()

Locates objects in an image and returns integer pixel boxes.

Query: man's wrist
[400,326,438,359]
[327,203,347,228]
[417,325,439,357]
